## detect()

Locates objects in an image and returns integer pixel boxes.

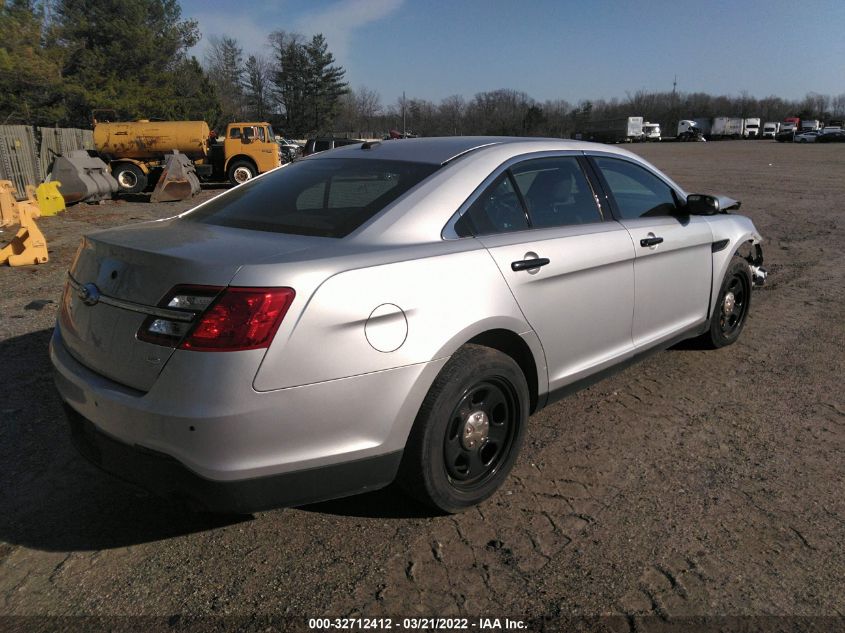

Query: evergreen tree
[244,55,273,121]
[271,31,347,136]
[305,34,348,133]
[0,0,66,125]
[270,31,309,135]
[53,0,211,125]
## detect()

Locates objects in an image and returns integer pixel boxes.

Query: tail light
[138,286,295,352]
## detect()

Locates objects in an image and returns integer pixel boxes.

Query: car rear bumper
[50,327,446,511]
[64,404,402,513]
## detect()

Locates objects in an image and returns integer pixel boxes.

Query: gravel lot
[1,142,843,632]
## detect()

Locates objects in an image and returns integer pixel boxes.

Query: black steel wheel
[702,256,752,348]
[398,344,529,513]
[443,378,518,489]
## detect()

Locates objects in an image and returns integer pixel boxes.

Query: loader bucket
[48,150,117,204]
[35,181,66,216]
[150,150,201,203]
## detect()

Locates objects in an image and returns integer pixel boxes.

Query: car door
[456,154,636,393]
[587,154,713,349]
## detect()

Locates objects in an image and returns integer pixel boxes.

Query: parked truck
[762,122,780,138]
[642,122,661,141]
[91,114,282,193]
[576,116,644,143]
[744,118,761,138]
[676,119,706,141]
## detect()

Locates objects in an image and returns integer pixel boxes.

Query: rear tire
[227,160,256,185]
[112,163,147,194]
[398,345,529,513]
[701,256,752,349]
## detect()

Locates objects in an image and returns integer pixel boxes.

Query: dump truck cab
[222,122,282,185]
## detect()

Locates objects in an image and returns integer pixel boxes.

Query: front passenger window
[593,157,678,219]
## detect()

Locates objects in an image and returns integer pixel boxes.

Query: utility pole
[671,75,679,135]
[402,91,406,138]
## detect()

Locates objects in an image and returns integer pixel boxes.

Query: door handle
[511,257,550,271]
[640,236,664,247]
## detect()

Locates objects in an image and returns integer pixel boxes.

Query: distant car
[53,137,767,514]
[277,138,302,162]
[794,131,820,143]
[817,130,845,143]
[775,130,795,143]
[303,137,365,156]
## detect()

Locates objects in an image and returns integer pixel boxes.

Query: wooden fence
[0,126,93,195]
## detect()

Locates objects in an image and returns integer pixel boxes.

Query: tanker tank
[93,120,210,161]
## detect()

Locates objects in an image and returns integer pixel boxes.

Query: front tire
[701,256,752,348]
[112,163,147,194]
[398,345,529,513]
[227,160,256,185]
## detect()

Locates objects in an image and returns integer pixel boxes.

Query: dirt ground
[0,142,843,632]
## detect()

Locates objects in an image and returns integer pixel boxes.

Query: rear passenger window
[593,157,678,219]
[229,128,242,139]
[456,174,529,236]
[511,157,601,227]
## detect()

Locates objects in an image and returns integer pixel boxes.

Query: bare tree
[355,86,382,136]
[204,35,245,127]
[439,95,465,135]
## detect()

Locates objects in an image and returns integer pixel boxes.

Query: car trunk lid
[59,218,322,392]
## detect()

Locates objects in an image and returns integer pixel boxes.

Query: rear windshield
[184,158,439,238]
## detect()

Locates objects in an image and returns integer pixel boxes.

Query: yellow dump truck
[92,116,282,193]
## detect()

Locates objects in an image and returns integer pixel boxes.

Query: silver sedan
[51,137,766,513]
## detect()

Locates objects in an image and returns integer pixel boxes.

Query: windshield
[183,158,439,238]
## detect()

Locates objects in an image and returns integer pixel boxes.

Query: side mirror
[685,194,742,215]
[686,194,720,215]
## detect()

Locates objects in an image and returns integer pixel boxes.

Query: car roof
[302,136,629,165]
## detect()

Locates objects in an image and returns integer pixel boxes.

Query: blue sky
[181,0,845,106]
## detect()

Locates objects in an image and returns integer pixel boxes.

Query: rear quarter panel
[250,246,536,391]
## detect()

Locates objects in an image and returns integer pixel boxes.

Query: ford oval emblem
[78,283,101,306]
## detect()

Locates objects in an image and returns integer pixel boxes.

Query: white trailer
[711,117,745,138]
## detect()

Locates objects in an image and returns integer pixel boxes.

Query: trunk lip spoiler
[67,275,196,323]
